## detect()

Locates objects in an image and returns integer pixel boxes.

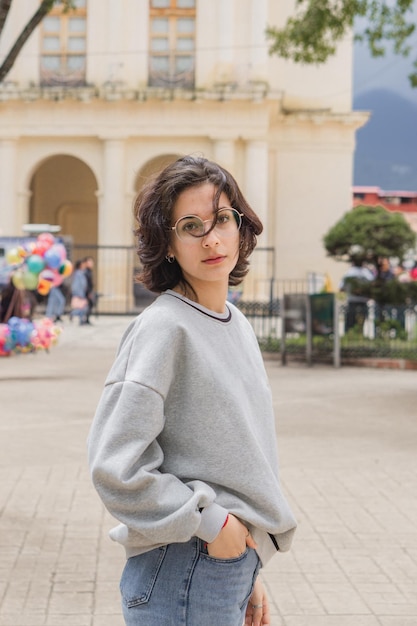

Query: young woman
[88,155,296,626]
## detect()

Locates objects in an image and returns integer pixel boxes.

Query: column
[98,138,131,311]
[217,2,234,64]
[249,0,268,80]
[0,139,18,235]
[245,140,268,241]
[16,191,32,233]
[99,138,127,245]
[212,139,236,176]
[245,140,270,300]
[216,1,234,82]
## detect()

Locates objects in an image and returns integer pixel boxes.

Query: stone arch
[133,154,181,196]
[29,154,98,246]
[130,154,180,308]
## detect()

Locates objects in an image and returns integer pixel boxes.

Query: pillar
[244,140,270,300]
[249,0,268,80]
[98,138,132,311]
[212,139,236,176]
[99,138,127,245]
[0,139,18,235]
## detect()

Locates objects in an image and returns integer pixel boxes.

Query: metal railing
[67,245,417,363]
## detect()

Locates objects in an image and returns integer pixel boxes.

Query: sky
[353,14,417,103]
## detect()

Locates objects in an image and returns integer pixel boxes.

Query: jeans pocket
[120,546,167,608]
[202,546,250,564]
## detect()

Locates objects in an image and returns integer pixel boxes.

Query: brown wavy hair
[134,155,263,294]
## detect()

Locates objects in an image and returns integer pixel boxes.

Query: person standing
[45,285,66,322]
[87,156,296,626]
[83,256,96,324]
[70,259,88,324]
[340,260,375,332]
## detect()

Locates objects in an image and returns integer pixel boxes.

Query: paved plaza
[0,315,416,626]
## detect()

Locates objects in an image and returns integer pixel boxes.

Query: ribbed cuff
[196,503,229,543]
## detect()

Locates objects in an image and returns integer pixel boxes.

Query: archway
[133,154,180,197]
[29,155,98,246]
[131,154,180,309]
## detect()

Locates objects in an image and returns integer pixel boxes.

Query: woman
[70,259,88,324]
[88,156,296,626]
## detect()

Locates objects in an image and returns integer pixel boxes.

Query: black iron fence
[71,244,282,314]
[68,244,417,363]
[238,298,417,364]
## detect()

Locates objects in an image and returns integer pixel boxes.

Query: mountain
[353,89,417,191]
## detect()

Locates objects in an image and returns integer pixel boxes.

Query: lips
[202,256,225,265]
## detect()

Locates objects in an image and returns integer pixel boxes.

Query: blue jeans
[120,538,261,626]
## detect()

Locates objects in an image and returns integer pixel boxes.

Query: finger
[251,604,263,626]
[246,534,258,549]
[262,598,271,624]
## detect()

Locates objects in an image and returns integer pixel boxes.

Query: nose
[202,222,220,247]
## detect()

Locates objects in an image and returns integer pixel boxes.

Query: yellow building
[0,0,367,309]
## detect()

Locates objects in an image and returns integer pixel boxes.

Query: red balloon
[37,233,56,246]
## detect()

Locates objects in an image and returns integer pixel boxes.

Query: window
[149,0,195,89]
[40,0,87,86]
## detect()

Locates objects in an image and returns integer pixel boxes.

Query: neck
[173,281,228,314]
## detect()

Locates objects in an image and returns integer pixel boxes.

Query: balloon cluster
[0,317,60,357]
[5,232,72,296]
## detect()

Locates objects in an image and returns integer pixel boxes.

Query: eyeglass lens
[175,208,241,241]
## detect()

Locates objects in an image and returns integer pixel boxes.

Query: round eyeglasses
[171,207,243,242]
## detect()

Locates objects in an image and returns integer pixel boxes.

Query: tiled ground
[1,317,416,626]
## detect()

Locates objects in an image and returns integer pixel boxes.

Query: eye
[216,211,231,224]
[179,217,202,234]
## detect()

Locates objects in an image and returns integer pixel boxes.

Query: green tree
[266,0,417,86]
[324,205,417,304]
[323,204,416,267]
[0,0,74,83]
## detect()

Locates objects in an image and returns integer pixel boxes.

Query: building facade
[0,0,367,307]
[353,186,417,235]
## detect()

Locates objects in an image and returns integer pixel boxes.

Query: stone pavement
[0,315,416,626]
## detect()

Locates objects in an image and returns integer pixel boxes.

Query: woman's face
[168,182,240,296]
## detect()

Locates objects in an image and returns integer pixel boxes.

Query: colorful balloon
[11,270,25,290]
[0,324,12,356]
[59,259,73,277]
[6,248,21,265]
[37,233,56,246]
[37,279,52,296]
[44,247,62,270]
[54,243,67,261]
[22,271,39,290]
[27,254,45,274]
[0,316,60,356]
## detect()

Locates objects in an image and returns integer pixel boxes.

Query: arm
[88,378,228,546]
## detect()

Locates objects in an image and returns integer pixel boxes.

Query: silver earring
[166,255,175,263]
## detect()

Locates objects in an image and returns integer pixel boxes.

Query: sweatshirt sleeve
[87,316,228,546]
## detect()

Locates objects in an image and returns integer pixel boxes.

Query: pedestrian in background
[70,259,88,325]
[45,285,66,322]
[340,260,374,332]
[83,255,96,324]
[88,155,296,626]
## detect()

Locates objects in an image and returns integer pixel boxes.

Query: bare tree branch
[0,0,75,84]
[0,0,12,39]
[0,0,55,83]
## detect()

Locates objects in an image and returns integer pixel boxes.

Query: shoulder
[117,294,188,354]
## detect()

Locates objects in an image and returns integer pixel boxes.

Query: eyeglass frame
[170,207,244,242]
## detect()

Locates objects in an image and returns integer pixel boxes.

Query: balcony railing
[40,56,86,87]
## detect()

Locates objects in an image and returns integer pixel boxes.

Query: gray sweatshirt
[88,290,296,566]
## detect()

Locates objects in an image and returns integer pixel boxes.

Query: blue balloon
[7,316,21,329]
[15,320,34,346]
[44,248,62,270]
